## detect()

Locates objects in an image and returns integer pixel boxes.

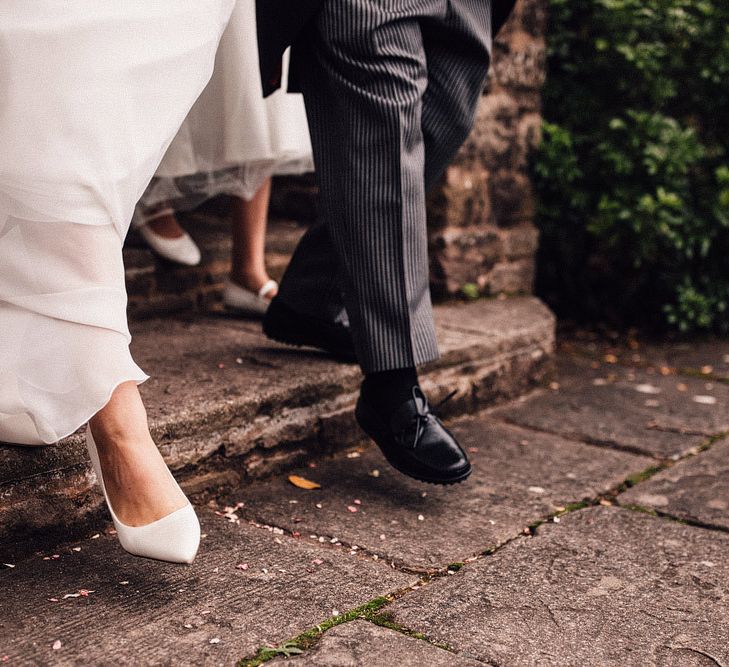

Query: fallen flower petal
[52,640,62,651]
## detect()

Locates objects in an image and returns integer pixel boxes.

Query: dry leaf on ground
[288,475,321,490]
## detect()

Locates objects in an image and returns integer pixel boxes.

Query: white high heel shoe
[137,210,202,267]
[86,427,200,564]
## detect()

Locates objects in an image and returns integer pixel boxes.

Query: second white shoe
[86,427,201,564]
[224,278,278,318]
[138,222,202,267]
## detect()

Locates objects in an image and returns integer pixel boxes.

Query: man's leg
[421,1,493,190]
[270,0,495,485]
[277,0,439,373]
[274,1,493,365]
[274,221,346,325]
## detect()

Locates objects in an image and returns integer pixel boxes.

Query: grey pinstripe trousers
[277,0,493,373]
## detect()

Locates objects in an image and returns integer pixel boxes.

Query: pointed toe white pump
[138,221,202,267]
[86,427,200,564]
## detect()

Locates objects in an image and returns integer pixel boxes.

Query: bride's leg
[89,382,187,527]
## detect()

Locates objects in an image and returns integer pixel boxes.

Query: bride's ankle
[88,420,154,457]
[230,270,274,293]
[147,213,185,239]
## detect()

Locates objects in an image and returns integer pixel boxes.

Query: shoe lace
[405,387,458,450]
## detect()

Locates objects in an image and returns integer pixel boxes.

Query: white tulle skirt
[0,0,235,446]
[138,0,314,215]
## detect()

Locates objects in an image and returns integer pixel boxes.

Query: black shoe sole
[355,405,472,486]
[264,326,357,363]
[263,300,358,363]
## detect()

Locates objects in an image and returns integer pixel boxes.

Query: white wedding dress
[0,0,235,446]
[139,0,314,215]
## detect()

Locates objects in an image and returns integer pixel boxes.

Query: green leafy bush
[535,0,729,332]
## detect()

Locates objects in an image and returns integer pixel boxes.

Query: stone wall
[125,0,547,318]
[428,0,547,298]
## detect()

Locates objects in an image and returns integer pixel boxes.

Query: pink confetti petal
[347,506,358,513]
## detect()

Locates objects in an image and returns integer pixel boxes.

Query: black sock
[361,367,419,417]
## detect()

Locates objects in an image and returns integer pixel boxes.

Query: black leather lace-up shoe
[355,386,471,485]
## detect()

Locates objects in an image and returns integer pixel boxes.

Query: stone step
[125,207,307,320]
[0,297,555,550]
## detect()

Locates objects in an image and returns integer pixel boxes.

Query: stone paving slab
[268,620,480,666]
[563,337,729,380]
[0,508,413,667]
[228,416,651,570]
[642,339,729,380]
[389,506,729,666]
[493,354,729,458]
[621,437,729,530]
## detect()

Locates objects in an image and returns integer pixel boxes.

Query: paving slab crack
[234,504,530,578]
[236,593,406,666]
[617,503,729,536]
[664,645,726,667]
[486,415,663,460]
[236,580,496,667]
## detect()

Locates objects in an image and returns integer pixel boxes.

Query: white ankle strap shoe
[223,278,278,317]
[86,428,200,564]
